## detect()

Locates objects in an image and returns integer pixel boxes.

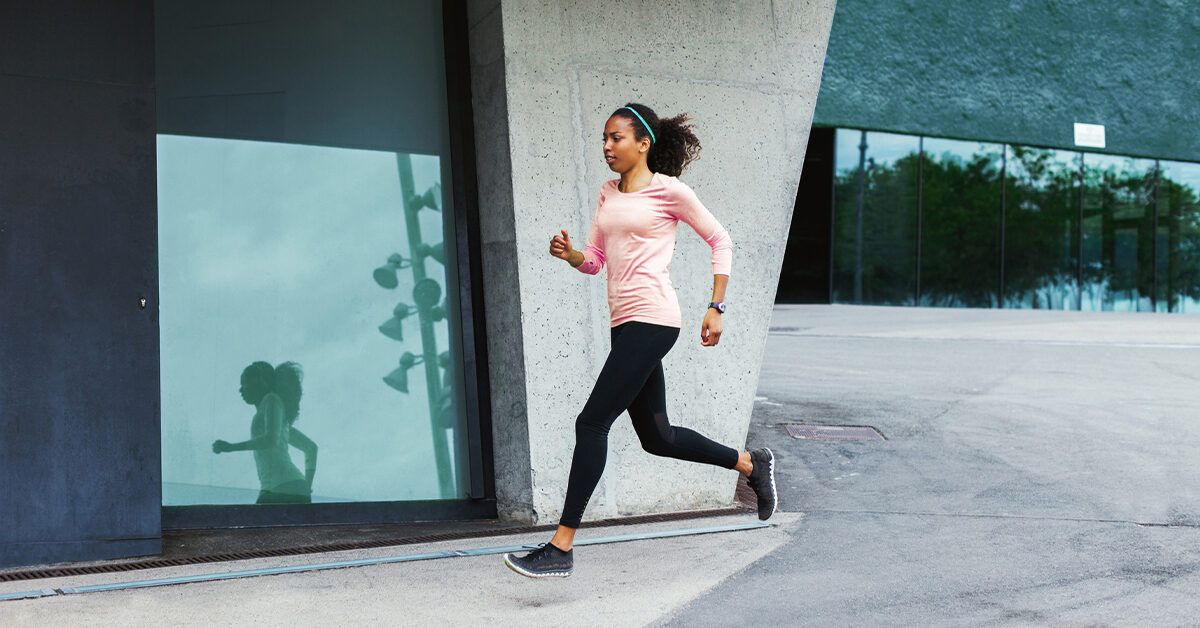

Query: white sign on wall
[1073,122,1106,148]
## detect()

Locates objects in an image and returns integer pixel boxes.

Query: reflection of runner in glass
[503,103,778,579]
[212,361,318,504]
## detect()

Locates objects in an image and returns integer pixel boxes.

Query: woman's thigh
[578,322,679,427]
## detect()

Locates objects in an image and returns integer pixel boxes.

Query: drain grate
[0,506,744,583]
[2,521,770,602]
[784,424,885,441]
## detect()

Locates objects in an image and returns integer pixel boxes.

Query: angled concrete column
[469,0,837,524]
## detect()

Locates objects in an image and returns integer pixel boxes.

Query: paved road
[660,304,1200,626]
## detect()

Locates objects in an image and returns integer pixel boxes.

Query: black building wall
[0,1,161,567]
[778,128,834,303]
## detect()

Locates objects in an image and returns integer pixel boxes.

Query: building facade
[779,1,1200,312]
[0,0,836,568]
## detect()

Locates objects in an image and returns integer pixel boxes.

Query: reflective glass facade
[156,1,473,507]
[830,128,1200,313]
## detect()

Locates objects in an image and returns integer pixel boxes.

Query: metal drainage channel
[0,506,751,584]
[0,520,769,602]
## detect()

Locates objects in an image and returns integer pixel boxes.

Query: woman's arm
[667,180,733,277]
[710,273,729,303]
[668,179,733,347]
[213,394,285,453]
[573,191,606,274]
[288,427,319,487]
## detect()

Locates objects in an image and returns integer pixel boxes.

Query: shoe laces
[525,543,554,562]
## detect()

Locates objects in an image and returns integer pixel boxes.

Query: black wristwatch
[708,301,726,314]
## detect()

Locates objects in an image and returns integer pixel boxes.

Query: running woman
[503,102,778,579]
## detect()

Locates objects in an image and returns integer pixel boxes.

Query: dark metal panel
[778,126,834,303]
[442,0,495,501]
[0,3,159,569]
[0,0,154,86]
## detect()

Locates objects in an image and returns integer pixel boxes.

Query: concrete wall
[0,0,161,567]
[469,0,837,524]
[814,0,1200,162]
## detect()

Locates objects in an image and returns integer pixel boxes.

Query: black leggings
[559,320,740,528]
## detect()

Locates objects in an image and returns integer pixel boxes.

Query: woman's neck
[619,165,654,193]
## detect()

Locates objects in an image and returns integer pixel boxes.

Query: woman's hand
[212,439,232,454]
[700,309,723,346]
[549,229,575,261]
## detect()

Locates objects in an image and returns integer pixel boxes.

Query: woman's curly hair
[612,102,701,177]
[273,361,304,425]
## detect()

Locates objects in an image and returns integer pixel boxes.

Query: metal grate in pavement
[784,424,886,441]
[1,520,770,602]
[0,506,745,583]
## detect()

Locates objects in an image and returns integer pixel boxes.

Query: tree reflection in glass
[832,130,920,305]
[1080,154,1157,311]
[1003,146,1081,309]
[919,139,1004,308]
[827,127,1200,315]
[1156,161,1200,312]
[212,361,318,504]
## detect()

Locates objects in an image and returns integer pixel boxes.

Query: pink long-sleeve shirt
[575,172,733,328]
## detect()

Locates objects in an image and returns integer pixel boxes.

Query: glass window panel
[831,130,921,305]
[1157,160,1200,313]
[831,129,863,303]
[919,138,1004,307]
[1003,146,1081,309]
[1080,154,1157,312]
[157,1,471,506]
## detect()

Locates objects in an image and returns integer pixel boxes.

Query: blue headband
[623,106,656,145]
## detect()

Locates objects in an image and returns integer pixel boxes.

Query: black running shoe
[746,447,778,520]
[503,542,573,578]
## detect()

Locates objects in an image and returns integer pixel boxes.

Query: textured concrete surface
[468,0,536,523]
[662,304,1200,626]
[814,0,1200,162]
[468,0,838,525]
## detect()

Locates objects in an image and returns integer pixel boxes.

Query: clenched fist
[549,229,575,261]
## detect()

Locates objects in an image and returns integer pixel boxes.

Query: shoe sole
[503,553,572,579]
[761,447,778,521]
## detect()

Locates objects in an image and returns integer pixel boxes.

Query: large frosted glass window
[156,1,470,506]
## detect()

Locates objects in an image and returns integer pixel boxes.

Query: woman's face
[239,371,268,404]
[603,115,649,173]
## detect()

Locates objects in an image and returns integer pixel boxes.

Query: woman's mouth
[605,156,616,163]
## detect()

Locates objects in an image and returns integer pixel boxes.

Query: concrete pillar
[468,0,837,524]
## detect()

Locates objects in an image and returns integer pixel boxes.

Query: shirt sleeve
[575,190,606,275]
[668,179,733,276]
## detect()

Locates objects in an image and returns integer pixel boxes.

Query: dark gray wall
[814,1,1200,162]
[0,1,161,568]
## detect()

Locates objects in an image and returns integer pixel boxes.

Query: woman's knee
[639,437,668,456]
[636,419,674,456]
[575,412,609,440]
